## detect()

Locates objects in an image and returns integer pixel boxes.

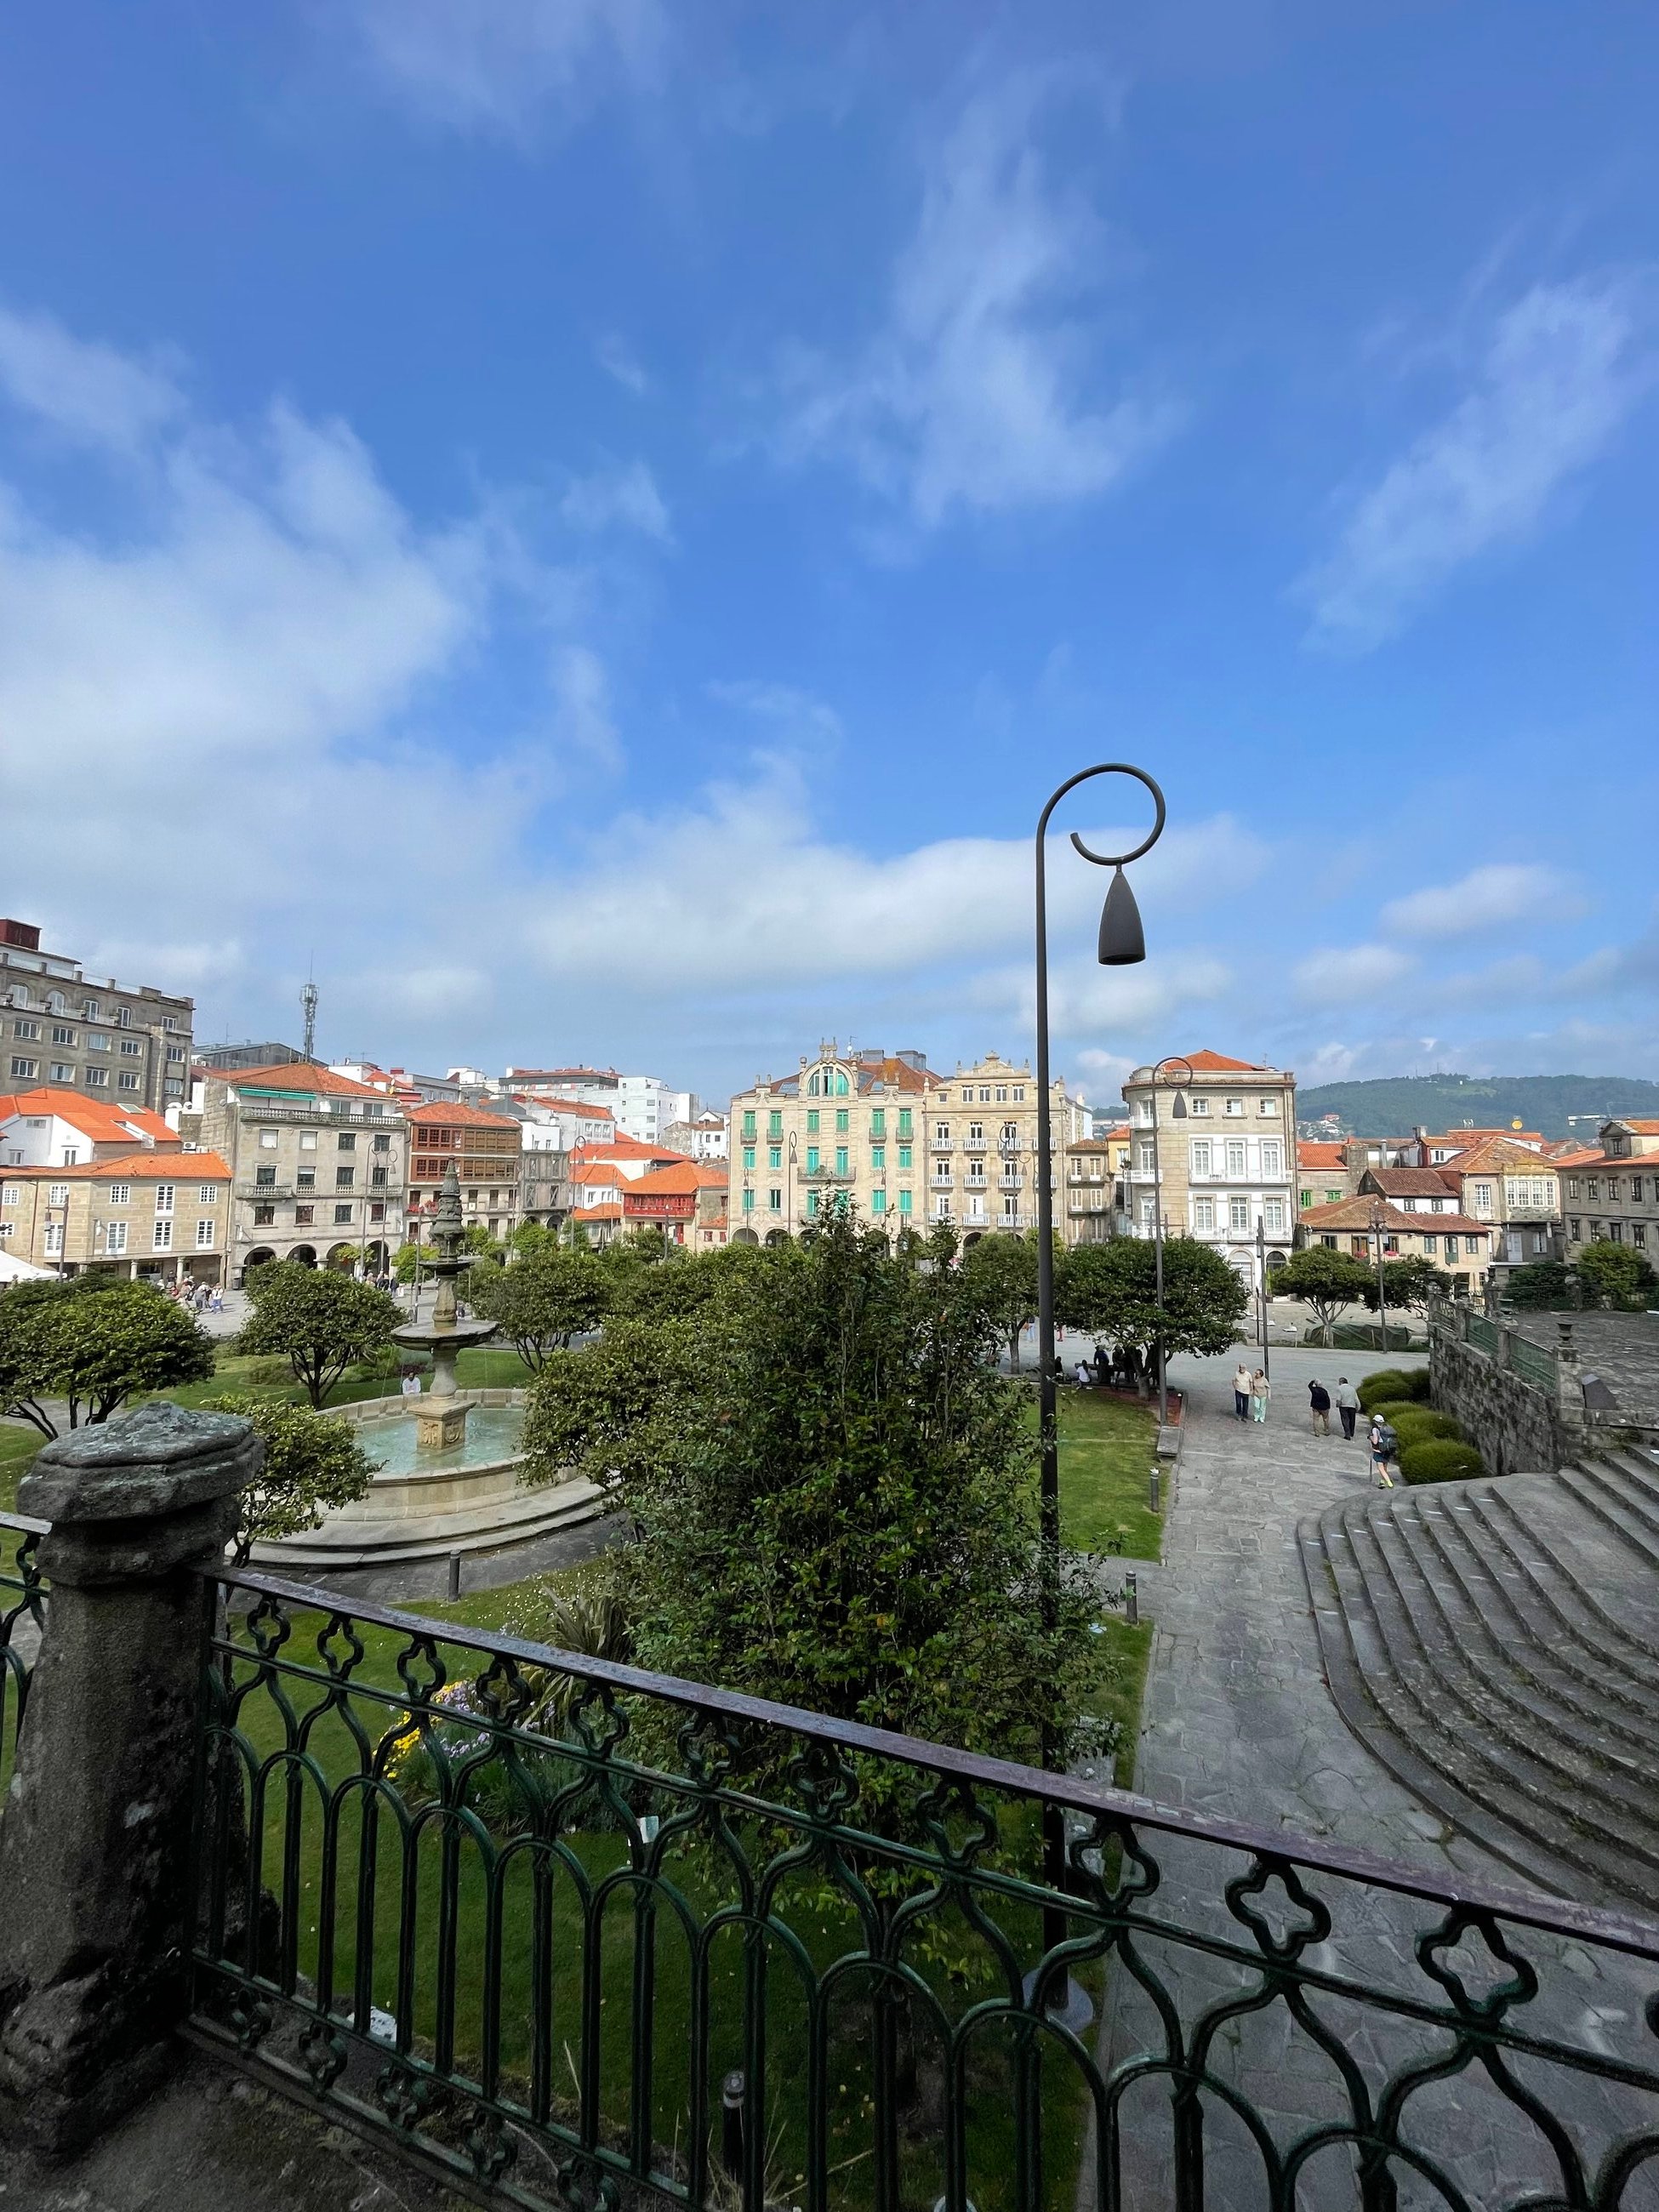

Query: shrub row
[1399,1439,1485,1485]
[1357,1367,1431,1411]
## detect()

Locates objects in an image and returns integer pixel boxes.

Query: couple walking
[1307,1377,1361,1438]
[1232,1362,1271,1422]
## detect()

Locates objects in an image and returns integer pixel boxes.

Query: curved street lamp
[1033,763,1166,2001]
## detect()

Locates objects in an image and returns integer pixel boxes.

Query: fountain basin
[249,1388,601,1572]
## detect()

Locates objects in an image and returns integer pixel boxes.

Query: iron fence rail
[188,1561,1659,2212]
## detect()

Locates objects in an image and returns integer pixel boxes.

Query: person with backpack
[1334,1377,1360,1440]
[1369,1414,1397,1488]
[1308,1378,1331,1436]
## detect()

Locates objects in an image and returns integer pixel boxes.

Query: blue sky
[1,2,1655,1108]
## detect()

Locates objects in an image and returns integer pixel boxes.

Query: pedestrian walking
[1308,1378,1331,1436]
[1249,1368,1270,1423]
[1334,1377,1360,1440]
[1233,1361,1252,1420]
[1369,1414,1396,1488]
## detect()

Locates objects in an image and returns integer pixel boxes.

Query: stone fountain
[391,1158,499,1451]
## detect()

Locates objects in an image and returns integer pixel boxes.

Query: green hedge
[1358,1367,1430,1412]
[1399,1439,1485,1485]
[1391,1408,1462,1445]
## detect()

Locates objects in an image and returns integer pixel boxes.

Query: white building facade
[1119,1051,1297,1291]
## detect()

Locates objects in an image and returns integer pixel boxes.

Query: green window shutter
[898,1146,912,1170]
[807,1189,820,1217]
[742,1147,755,1171]
[741,1189,754,1212]
[835,1148,848,1176]
[768,1147,781,1169]
[871,1147,885,1171]
[741,1111,755,1138]
[899,1189,912,1214]
[870,1109,886,1136]
[807,1109,819,1133]
[898,1110,912,1136]
[835,1109,849,1133]
[872,1189,887,1213]
[767,1111,782,1137]
[807,1147,820,1173]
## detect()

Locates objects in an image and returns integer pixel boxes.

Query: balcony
[929,1136,952,1154]
[235,1183,294,1201]
[930,1173,954,1191]
[963,1172,989,1189]
[801,1166,855,1185]
[999,1135,1022,1154]
[963,1136,988,1153]
[999,1172,1023,1191]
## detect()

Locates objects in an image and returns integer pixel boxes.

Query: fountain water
[390,1158,498,1451]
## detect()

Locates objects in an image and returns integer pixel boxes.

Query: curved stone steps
[1330,1506,1659,1879]
[1304,1464,1659,1913]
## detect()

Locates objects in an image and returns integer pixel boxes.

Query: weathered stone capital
[21,1403,261,1587]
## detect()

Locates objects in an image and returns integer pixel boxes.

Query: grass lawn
[1055,1388,1162,1560]
[0,1422,41,1517]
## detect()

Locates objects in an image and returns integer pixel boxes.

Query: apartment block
[407,1101,523,1242]
[926,1054,1090,1241]
[1557,1120,1659,1261]
[1120,1051,1296,1290]
[727,1044,935,1240]
[197,1062,407,1282]
[2,916,191,1117]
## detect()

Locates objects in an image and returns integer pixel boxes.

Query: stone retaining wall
[1429,1328,1568,1475]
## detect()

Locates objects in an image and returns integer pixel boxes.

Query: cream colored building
[0,1151,232,1284]
[1120,1050,1296,1289]
[927,1054,1091,1242]
[1065,1125,1131,1244]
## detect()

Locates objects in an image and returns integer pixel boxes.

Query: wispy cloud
[0,301,184,453]
[1382,863,1582,940]
[594,332,649,396]
[777,72,1179,530]
[1292,944,1417,1002]
[345,0,665,143]
[1300,271,1656,649]
[560,458,672,542]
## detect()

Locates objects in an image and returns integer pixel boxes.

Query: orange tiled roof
[1300,1198,1491,1236]
[0,1087,179,1147]
[569,1137,688,1165]
[1365,1166,1462,1199]
[1420,1128,1542,1147]
[1436,1136,1555,1176]
[226,1062,385,1099]
[509,1095,614,1120]
[1614,1119,1659,1135]
[1551,1148,1610,1171]
[626,1162,724,1197]
[1297,1142,1346,1170]
[570,1203,622,1222]
[1178,1050,1269,1074]
[408,1100,522,1130]
[4,1149,231,1181]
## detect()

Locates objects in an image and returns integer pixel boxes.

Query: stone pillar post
[1554,1320,1584,1461]
[0,1403,260,2157]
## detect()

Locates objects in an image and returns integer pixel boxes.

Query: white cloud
[345,0,665,141]
[1381,863,1581,939]
[704,679,844,748]
[594,333,649,396]
[1301,271,1656,647]
[0,301,183,453]
[560,458,671,542]
[1292,944,1417,1001]
[778,74,1179,528]
[550,643,620,765]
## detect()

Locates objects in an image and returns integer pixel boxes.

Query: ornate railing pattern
[0,1508,48,1778]
[190,1565,1659,2212]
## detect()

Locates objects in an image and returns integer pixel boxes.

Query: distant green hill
[1295,1074,1659,1141]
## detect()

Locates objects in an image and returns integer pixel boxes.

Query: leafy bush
[1356,1370,1412,1411]
[1399,1439,1485,1485]
[1388,1407,1462,1445]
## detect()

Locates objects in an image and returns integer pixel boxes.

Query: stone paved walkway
[1093,1346,1659,2211]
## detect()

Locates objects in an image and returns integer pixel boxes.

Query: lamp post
[1370,1200,1390,1356]
[1034,763,1166,2001]
[1143,1055,1194,1425]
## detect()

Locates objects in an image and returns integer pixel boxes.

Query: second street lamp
[1144,1054,1194,1426]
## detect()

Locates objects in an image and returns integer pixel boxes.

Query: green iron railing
[1509,1337,1559,1394]
[185,1563,1659,2212]
[0,1510,47,1783]
[1465,1314,1501,1356]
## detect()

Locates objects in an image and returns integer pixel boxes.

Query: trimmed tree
[958,1229,1042,1371]
[1574,1240,1659,1312]
[237,1262,402,1408]
[1057,1236,1250,1373]
[1268,1246,1376,1345]
[202,1393,379,1563]
[0,1277,214,1437]
[1504,1259,1578,1310]
[520,1212,1096,1769]
[462,1246,610,1369]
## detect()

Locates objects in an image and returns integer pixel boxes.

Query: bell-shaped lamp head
[1097,865,1146,966]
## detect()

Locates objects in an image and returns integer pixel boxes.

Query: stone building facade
[406,1101,523,1244]
[2,916,191,1117]
[1119,1050,1296,1291]
[196,1062,407,1281]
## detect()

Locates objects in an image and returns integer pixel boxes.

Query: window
[155,1184,174,1213]
[294,1205,315,1226]
[11,1019,39,1040]
[299,1132,317,1150]
[297,1168,316,1190]
[767,1187,781,1212]
[1300,1189,1313,1209]
[872,1188,887,1215]
[84,1066,107,1087]
[835,1147,848,1176]
[338,1132,356,1151]
[807,1189,821,1217]
[767,1146,781,1171]
[1261,1140,1282,1177]
[1136,1139,1154,1174]
[1229,1195,1249,1231]
[48,1183,69,1206]
[995,1086,1007,1103]
[369,1203,385,1223]
[373,1133,391,1153]
[1321,1234,1337,1249]
[195,1218,214,1248]
[117,1007,131,1029]
[1607,1179,1623,1204]
[153,1217,173,1251]
[1194,1195,1215,1231]
[1465,1236,1482,1257]
[1325,1188,1343,1204]
[1264,1199,1286,1234]
[371,1166,388,1188]
[767,1110,783,1139]
[1136,1099,1154,1125]
[870,1109,887,1137]
[87,1032,110,1052]
[44,1222,63,1257]
[1587,1179,1600,1200]
[336,1167,355,1189]
[1191,1139,1212,1175]
[9,1057,38,1080]
[742,1146,755,1172]
[1225,1139,1246,1177]
[1571,1218,1581,1239]
[1474,1183,1492,1213]
[50,1024,75,1046]
[870,1147,885,1172]
[1189,1097,1209,1116]
[898,1145,913,1171]
[109,1183,130,1205]
[254,1165,277,1188]
[49,1063,75,1082]
[334,1204,353,1224]
[1635,1225,1647,1248]
[1257,1098,1278,1116]
[120,1039,142,1058]
[167,1046,185,1063]
[807,1146,820,1174]
[105,1222,127,1255]
[898,1189,913,1215]
[968,1121,984,1143]
[741,1111,756,1139]
[117,1073,140,1092]
[1224,1097,1243,1116]
[834,1109,849,1135]
[934,1122,949,1143]
[1610,1222,1625,1243]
